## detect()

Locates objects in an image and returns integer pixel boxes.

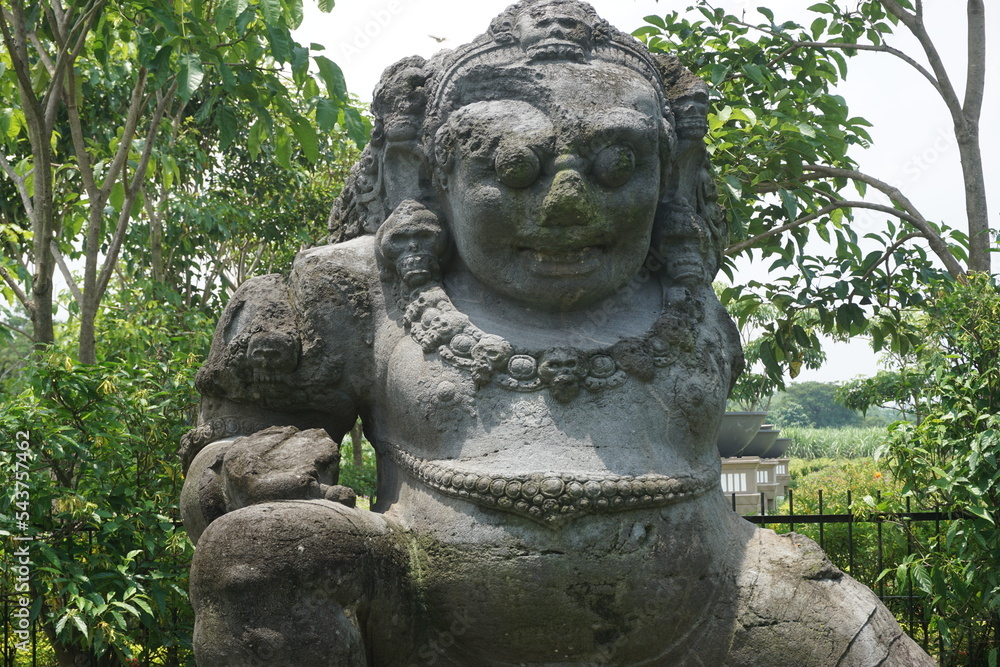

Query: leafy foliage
[770,381,861,428]
[773,457,945,648]
[778,457,903,582]
[0,0,364,361]
[0,289,211,663]
[637,1,975,391]
[873,275,1000,665]
[338,434,377,509]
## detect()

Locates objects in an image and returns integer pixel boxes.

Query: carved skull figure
[537,347,587,402]
[470,334,514,386]
[375,200,449,290]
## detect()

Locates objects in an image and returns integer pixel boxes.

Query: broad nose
[539,155,592,227]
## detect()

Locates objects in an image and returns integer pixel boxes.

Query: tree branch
[0,151,35,218]
[0,264,33,315]
[50,241,84,306]
[96,80,177,299]
[803,163,965,277]
[706,9,943,96]
[64,64,100,202]
[754,180,840,203]
[0,3,42,117]
[880,0,967,132]
[0,319,34,342]
[26,31,57,76]
[724,200,930,256]
[860,232,925,281]
[790,40,941,96]
[42,1,104,135]
[99,67,150,198]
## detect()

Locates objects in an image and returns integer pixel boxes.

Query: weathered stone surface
[180,0,934,664]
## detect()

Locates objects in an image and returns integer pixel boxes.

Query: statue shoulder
[195,236,379,416]
[290,235,379,318]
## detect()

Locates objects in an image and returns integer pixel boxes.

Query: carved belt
[384,443,717,526]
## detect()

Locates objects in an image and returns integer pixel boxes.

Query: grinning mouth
[520,246,603,277]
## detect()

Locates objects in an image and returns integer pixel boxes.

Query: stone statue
[179,1,934,664]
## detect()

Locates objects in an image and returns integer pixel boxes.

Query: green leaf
[317,0,335,11]
[315,98,338,132]
[811,17,828,40]
[967,506,995,524]
[248,119,264,160]
[110,182,125,211]
[274,126,292,170]
[643,15,666,29]
[265,23,294,63]
[778,189,797,221]
[217,105,239,149]
[177,53,204,102]
[215,0,247,31]
[795,122,817,138]
[286,0,304,28]
[315,56,347,102]
[740,64,764,85]
[710,63,728,86]
[71,612,89,639]
[343,106,368,148]
[258,0,280,25]
[291,120,319,163]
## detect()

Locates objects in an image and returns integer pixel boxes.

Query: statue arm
[180,248,376,542]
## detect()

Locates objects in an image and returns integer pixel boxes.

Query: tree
[1,291,211,665]
[636,0,990,387]
[867,276,1000,665]
[123,108,361,313]
[0,0,364,363]
[770,381,861,428]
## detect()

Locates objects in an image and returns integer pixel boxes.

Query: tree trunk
[351,420,364,468]
[150,207,165,283]
[28,132,56,349]
[78,294,98,365]
[957,129,990,273]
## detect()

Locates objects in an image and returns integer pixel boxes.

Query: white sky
[292,0,999,385]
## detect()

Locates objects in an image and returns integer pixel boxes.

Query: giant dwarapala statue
[178,1,934,664]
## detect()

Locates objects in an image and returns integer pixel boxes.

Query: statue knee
[190,500,403,666]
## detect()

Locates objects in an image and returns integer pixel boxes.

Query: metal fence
[735,488,980,662]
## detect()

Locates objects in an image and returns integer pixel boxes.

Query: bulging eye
[495,146,541,189]
[592,144,635,188]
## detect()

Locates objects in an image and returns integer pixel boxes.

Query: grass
[782,426,889,459]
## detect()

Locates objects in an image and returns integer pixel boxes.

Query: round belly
[401,502,738,666]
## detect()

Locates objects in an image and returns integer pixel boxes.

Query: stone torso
[313,235,740,531]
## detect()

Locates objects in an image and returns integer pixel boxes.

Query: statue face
[440,65,663,310]
[514,2,592,60]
